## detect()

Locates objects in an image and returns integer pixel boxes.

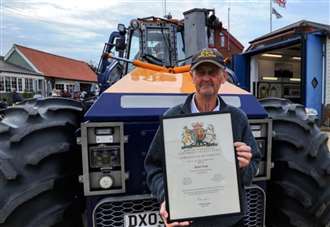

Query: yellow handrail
[133,60,191,74]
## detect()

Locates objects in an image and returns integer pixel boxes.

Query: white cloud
[2,0,329,61]
[54,27,101,40]
[5,0,121,12]
[4,3,118,30]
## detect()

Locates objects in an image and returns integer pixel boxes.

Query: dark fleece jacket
[144,93,261,227]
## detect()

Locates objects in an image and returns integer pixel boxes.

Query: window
[128,30,141,61]
[176,31,185,65]
[5,77,11,92]
[0,76,4,92]
[18,78,23,92]
[220,32,225,47]
[209,29,215,46]
[11,77,17,91]
[127,29,141,72]
[38,79,43,91]
[25,78,33,92]
[33,80,38,91]
[146,28,171,66]
[55,84,64,90]
[66,84,74,93]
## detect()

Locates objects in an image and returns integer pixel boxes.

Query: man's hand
[234,142,252,168]
[160,201,192,227]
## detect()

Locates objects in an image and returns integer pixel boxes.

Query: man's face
[191,63,226,97]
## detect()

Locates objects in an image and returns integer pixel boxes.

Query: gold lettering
[198,50,216,58]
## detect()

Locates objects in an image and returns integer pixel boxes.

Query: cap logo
[198,49,216,58]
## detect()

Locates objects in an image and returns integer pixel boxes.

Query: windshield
[176,31,187,65]
[146,28,171,66]
[127,29,141,72]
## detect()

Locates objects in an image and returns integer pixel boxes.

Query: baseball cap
[191,48,225,71]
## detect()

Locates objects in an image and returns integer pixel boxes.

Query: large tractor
[0,8,329,227]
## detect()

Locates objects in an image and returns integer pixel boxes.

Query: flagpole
[227,2,231,51]
[270,0,272,32]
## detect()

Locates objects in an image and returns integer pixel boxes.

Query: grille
[93,195,160,227]
[244,186,265,227]
[93,186,265,227]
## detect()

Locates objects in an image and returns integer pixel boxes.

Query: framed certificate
[161,112,242,222]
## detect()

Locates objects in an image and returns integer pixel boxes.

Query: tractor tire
[260,98,330,227]
[0,98,84,227]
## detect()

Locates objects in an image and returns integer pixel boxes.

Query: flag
[274,0,286,8]
[272,7,283,19]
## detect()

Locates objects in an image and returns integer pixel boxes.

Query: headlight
[99,176,113,189]
[90,146,120,168]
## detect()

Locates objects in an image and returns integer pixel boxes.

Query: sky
[0,0,329,65]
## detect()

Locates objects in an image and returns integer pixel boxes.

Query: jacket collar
[181,93,228,114]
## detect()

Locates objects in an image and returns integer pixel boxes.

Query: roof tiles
[16,44,97,82]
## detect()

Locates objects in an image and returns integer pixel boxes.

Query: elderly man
[144,48,260,227]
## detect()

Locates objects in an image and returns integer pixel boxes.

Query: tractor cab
[97,8,224,92]
[97,17,185,92]
[126,17,185,67]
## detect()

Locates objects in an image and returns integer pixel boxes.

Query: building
[2,44,97,98]
[0,56,44,102]
[234,20,330,120]
[210,27,245,59]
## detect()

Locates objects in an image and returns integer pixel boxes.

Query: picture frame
[161,112,242,222]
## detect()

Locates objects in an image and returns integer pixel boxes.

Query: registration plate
[124,211,164,227]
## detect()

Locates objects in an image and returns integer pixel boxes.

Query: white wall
[258,59,301,79]
[258,60,274,77]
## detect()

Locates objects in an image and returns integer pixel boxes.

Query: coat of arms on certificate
[181,122,218,148]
